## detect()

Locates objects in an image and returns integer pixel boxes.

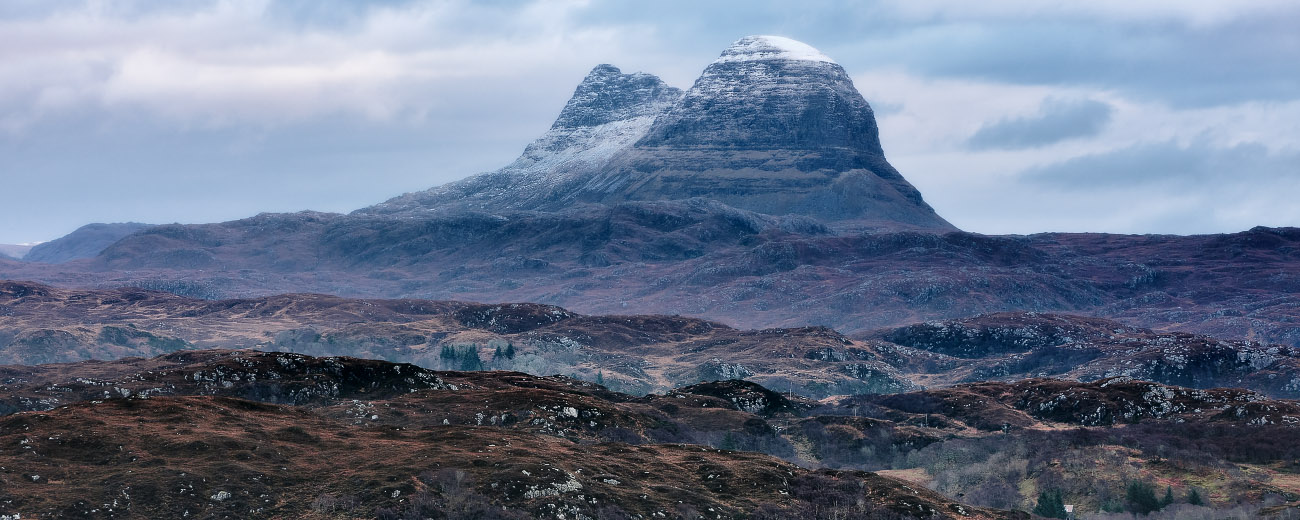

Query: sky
[1,0,1298,244]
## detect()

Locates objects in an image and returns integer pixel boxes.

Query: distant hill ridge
[23,222,153,264]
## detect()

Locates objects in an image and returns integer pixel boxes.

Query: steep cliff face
[362,36,953,230]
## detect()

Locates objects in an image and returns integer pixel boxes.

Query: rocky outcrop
[878,312,1300,397]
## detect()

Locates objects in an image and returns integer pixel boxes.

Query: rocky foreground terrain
[0,350,1021,519]
[1,350,1298,518]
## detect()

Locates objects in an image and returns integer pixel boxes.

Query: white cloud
[875,0,1298,27]
[0,0,631,129]
[855,69,1300,234]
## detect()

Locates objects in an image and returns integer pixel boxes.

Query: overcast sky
[2,0,1298,243]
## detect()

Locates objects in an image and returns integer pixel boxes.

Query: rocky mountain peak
[637,35,883,154]
[551,64,682,129]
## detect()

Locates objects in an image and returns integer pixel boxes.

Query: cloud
[0,0,644,242]
[951,141,1300,234]
[896,140,1300,235]
[837,16,1300,107]
[873,1,1300,27]
[1022,140,1300,190]
[967,98,1112,150]
[858,67,1300,235]
[0,0,630,131]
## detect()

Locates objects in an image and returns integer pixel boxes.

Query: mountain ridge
[1,220,1297,348]
[22,222,154,264]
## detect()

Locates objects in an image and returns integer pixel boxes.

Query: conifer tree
[1126,480,1160,515]
[459,347,483,371]
[1032,489,1067,519]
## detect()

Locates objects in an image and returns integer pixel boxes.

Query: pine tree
[595,370,605,386]
[439,345,456,369]
[1100,499,1125,513]
[492,345,504,361]
[719,432,738,451]
[459,347,483,371]
[1126,480,1160,515]
[504,343,516,359]
[1187,488,1204,506]
[1160,486,1174,508]
[1032,489,1067,519]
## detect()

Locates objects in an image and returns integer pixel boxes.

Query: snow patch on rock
[713,35,835,64]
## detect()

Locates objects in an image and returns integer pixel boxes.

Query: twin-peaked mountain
[362,35,954,231]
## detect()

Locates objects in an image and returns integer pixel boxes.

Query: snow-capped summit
[712,35,835,64]
[638,35,881,153]
[359,37,953,231]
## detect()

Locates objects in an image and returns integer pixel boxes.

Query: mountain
[0,37,1295,351]
[22,222,153,263]
[362,35,953,231]
[4,219,1298,347]
[3,34,1298,520]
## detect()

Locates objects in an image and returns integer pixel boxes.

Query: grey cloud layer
[1023,141,1300,190]
[967,98,1112,150]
